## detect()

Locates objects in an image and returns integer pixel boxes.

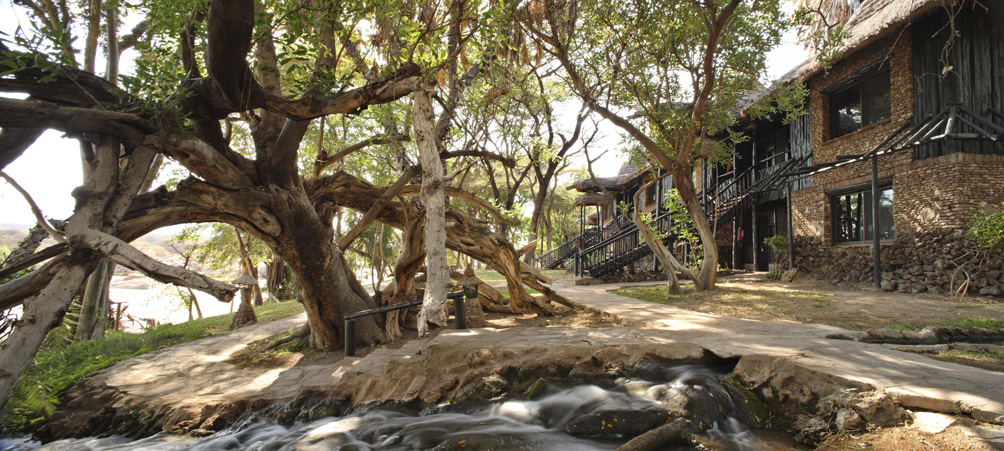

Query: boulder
[562,409,671,437]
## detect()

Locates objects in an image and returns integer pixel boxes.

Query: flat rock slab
[42,282,1004,440]
[911,412,958,434]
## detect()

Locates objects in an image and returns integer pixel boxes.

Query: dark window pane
[830,87,862,137]
[833,186,894,243]
[878,189,894,239]
[861,71,891,126]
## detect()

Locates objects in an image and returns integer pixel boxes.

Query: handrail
[569,152,811,277]
[344,292,465,356]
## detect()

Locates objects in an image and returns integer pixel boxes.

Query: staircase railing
[556,155,809,275]
[534,235,579,269]
[577,209,674,277]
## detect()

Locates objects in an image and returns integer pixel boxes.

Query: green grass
[474,269,570,284]
[497,288,542,297]
[612,285,699,304]
[1,300,304,432]
[611,284,833,320]
[885,317,1004,332]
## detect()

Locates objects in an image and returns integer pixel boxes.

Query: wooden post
[786,181,795,270]
[871,154,881,288]
[733,216,739,270]
[751,128,759,271]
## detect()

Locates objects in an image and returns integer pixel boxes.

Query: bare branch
[0,171,65,243]
[71,229,236,303]
[440,149,516,167]
[398,185,520,227]
[314,134,411,175]
[337,165,420,250]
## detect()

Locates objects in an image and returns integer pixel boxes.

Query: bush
[968,204,1004,256]
[764,235,789,268]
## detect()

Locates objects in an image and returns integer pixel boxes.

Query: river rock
[835,408,864,431]
[847,391,906,427]
[646,379,735,431]
[562,408,671,436]
[792,413,829,445]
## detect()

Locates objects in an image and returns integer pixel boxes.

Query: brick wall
[787,24,1004,295]
[793,32,916,243]
[895,153,1004,235]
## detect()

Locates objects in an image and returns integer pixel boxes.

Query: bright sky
[0,6,810,228]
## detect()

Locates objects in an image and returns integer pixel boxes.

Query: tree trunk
[273,196,383,349]
[380,211,425,340]
[0,137,158,413]
[632,180,681,294]
[670,165,718,290]
[75,260,113,340]
[413,83,450,336]
[0,257,96,413]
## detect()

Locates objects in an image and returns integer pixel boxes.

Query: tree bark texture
[413,83,450,336]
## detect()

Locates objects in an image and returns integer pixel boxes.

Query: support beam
[786,182,794,270]
[871,154,881,288]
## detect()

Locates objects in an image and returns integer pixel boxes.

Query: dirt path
[608,273,1004,331]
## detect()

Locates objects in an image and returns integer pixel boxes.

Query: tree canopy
[0,0,804,413]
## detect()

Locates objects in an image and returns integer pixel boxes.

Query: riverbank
[16,276,1004,449]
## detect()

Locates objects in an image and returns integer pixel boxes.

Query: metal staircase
[535,156,809,278]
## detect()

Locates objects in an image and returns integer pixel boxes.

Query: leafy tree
[0,0,566,412]
[525,0,804,290]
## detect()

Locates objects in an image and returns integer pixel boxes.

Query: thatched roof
[574,192,614,207]
[740,0,943,114]
[570,176,621,191]
[568,161,650,192]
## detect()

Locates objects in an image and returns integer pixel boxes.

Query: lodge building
[541,0,1004,295]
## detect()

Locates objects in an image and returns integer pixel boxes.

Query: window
[829,70,891,138]
[832,185,894,243]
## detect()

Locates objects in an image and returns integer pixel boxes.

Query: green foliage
[2,301,304,432]
[886,317,1004,332]
[764,235,789,263]
[791,8,851,73]
[664,189,702,267]
[172,224,270,274]
[968,204,1004,256]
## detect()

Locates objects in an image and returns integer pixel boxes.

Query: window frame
[827,68,892,139]
[828,181,895,245]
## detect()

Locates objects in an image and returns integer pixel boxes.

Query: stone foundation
[795,229,1004,296]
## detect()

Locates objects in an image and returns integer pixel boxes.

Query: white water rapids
[3,363,764,451]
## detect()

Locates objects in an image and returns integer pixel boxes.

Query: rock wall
[795,229,1004,296]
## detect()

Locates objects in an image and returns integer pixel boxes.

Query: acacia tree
[0,0,569,412]
[523,0,800,290]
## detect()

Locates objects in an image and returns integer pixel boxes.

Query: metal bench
[344,291,467,357]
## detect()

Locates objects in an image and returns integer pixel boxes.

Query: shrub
[968,204,1004,256]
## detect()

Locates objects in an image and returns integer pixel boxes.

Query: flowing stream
[4,362,762,451]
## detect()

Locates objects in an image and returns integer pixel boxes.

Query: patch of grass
[611,284,833,322]
[497,288,542,297]
[923,348,1004,372]
[474,269,570,284]
[2,300,304,432]
[886,317,1004,332]
[610,285,681,304]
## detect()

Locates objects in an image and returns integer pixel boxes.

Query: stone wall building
[539,0,1004,294]
[733,0,1004,294]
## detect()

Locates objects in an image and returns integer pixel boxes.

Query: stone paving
[556,283,1004,424]
[42,279,1004,442]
